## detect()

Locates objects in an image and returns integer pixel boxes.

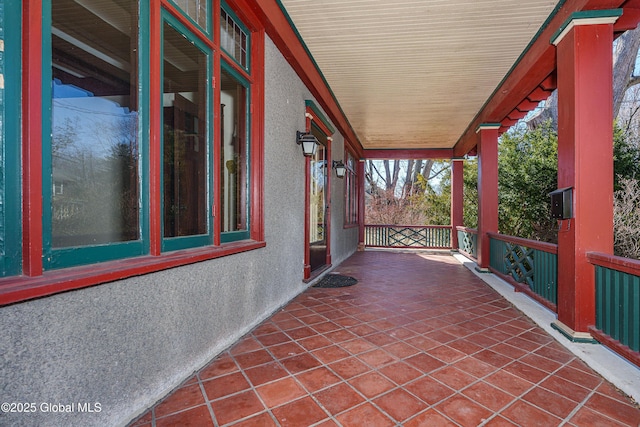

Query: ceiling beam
[364,149,454,160]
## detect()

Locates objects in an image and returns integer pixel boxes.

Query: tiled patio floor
[129,250,640,427]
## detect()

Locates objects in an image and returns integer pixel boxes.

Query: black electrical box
[549,187,573,219]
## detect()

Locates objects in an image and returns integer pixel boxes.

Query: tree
[498,121,558,242]
[614,178,640,258]
[490,120,639,258]
[365,159,449,224]
[614,121,640,190]
[463,158,478,229]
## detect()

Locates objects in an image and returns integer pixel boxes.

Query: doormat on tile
[313,274,358,288]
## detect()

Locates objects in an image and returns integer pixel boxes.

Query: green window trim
[160,11,214,252]
[220,60,251,243]
[304,100,335,135]
[0,0,22,277]
[140,2,151,256]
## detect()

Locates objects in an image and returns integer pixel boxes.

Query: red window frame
[1,0,265,306]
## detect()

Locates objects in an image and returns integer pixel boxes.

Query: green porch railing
[588,252,640,363]
[488,232,558,311]
[456,227,477,259]
[364,225,451,249]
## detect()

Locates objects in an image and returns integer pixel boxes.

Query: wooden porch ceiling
[269,0,640,158]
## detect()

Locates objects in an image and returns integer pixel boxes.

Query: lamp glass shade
[301,139,317,156]
[335,165,346,178]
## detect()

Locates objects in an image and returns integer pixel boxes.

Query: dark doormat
[313,273,358,288]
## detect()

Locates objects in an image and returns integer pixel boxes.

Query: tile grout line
[224,350,282,427]
[196,373,220,427]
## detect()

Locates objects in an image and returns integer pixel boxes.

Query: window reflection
[345,151,358,225]
[162,22,208,238]
[51,0,140,248]
[220,68,247,234]
[310,136,326,244]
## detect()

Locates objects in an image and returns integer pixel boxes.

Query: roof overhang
[251,0,640,159]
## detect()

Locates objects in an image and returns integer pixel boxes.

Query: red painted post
[476,125,500,270]
[358,159,366,251]
[325,137,333,267]
[551,12,618,340]
[451,159,464,249]
[22,0,44,276]
[149,0,162,256]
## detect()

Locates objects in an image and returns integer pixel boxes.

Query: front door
[309,127,327,272]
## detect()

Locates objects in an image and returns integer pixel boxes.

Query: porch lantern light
[296,131,318,156]
[332,160,346,178]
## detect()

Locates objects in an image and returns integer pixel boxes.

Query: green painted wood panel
[489,237,557,306]
[0,0,22,277]
[595,266,640,352]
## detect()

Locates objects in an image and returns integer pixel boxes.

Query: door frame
[303,105,334,280]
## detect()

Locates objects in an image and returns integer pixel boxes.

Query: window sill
[343,223,359,229]
[0,240,266,306]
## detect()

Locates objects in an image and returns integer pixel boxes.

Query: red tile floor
[129,250,640,427]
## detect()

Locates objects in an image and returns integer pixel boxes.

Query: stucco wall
[328,133,360,264]
[0,36,358,427]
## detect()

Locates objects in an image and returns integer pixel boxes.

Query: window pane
[220,68,248,234]
[172,0,207,30]
[51,0,140,248]
[310,139,326,243]
[220,8,248,69]
[163,22,208,238]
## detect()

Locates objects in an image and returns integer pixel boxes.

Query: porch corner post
[551,11,619,340]
[451,159,464,250]
[357,159,366,251]
[476,124,500,270]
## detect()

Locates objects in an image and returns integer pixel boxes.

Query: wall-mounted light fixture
[332,160,346,178]
[296,131,318,157]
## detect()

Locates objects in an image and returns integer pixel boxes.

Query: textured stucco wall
[0,36,357,427]
[328,133,360,265]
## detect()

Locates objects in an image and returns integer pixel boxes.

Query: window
[344,150,359,226]
[162,17,212,250]
[309,127,327,244]
[170,0,209,33]
[219,3,253,243]
[220,4,249,70]
[0,0,21,277]
[220,65,249,241]
[0,0,265,302]
[44,0,144,269]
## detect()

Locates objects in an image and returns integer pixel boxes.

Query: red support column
[551,11,619,341]
[357,159,366,251]
[476,125,500,270]
[325,137,333,267]
[451,159,464,249]
[22,0,44,276]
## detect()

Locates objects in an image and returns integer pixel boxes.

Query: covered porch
[129,250,640,426]
[3,1,640,426]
